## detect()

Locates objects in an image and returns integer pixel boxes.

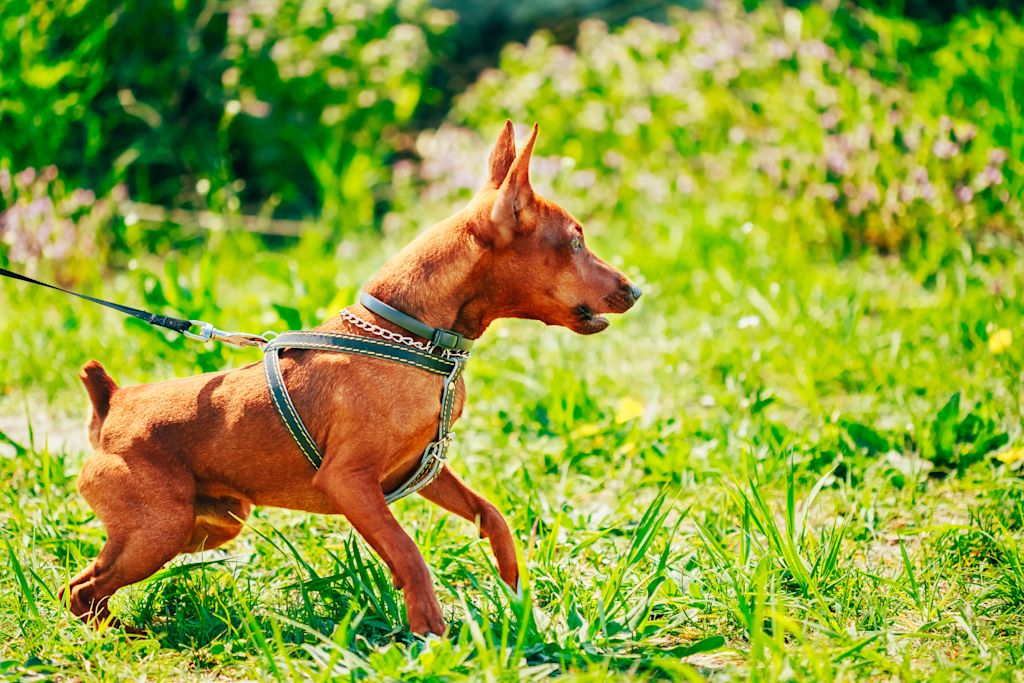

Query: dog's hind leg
[181,495,251,553]
[417,466,519,590]
[61,451,195,628]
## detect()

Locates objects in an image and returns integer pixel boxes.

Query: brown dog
[62,122,640,635]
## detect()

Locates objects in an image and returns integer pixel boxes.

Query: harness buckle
[424,431,455,463]
[431,329,462,350]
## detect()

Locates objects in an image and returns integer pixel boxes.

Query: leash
[1,266,468,503]
[0,267,268,347]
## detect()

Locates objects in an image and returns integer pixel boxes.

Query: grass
[1,201,1023,680]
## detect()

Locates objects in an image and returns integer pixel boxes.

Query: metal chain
[340,308,471,359]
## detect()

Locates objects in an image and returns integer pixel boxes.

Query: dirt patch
[0,409,88,455]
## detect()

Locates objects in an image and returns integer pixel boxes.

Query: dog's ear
[490,123,538,236]
[487,120,516,187]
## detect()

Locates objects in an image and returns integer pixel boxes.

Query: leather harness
[0,268,464,504]
[262,294,472,503]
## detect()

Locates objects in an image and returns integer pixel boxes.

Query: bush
[220,0,453,224]
[0,165,125,284]
[449,1,1021,261]
[0,0,453,225]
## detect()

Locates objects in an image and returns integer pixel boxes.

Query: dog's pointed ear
[490,123,538,233]
[487,120,516,187]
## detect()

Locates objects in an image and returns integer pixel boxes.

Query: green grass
[1,208,1023,680]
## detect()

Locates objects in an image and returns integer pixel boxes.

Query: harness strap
[263,331,466,502]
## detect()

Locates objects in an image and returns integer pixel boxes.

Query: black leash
[1,266,193,333]
[0,267,267,346]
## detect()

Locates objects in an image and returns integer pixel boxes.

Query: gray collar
[360,291,475,353]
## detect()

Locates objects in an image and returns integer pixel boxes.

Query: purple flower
[14,168,36,189]
[975,166,1004,189]
[932,139,959,160]
[826,148,849,176]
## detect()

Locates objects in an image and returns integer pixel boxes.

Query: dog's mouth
[575,305,610,334]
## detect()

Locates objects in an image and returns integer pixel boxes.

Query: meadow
[2,1,1024,680]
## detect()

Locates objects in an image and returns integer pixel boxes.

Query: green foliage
[0,166,125,283]
[453,2,1021,261]
[0,0,453,222]
[927,12,1024,163]
[219,0,453,223]
[828,5,1024,216]
[0,0,111,188]
[925,391,1009,474]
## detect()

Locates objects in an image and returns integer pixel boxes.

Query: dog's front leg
[313,462,445,635]
[418,466,520,590]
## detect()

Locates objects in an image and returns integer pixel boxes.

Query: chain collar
[359,292,474,352]
[340,308,471,360]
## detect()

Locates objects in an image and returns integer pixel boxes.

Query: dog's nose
[628,283,642,300]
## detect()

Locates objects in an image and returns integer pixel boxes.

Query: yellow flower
[615,397,645,424]
[989,328,1013,354]
[996,447,1024,464]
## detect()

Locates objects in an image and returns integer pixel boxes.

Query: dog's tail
[80,360,118,448]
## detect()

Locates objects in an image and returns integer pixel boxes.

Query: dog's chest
[311,356,467,446]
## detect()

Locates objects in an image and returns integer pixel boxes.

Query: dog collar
[360,292,474,352]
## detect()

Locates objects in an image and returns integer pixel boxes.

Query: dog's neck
[361,212,495,341]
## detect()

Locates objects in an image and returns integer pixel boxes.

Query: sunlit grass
[1,205,1023,679]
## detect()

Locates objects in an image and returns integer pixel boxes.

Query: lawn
[2,1,1024,680]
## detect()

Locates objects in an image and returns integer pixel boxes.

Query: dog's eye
[570,235,582,252]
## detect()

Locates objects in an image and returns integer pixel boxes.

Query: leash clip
[184,320,268,348]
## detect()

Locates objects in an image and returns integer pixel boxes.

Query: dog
[62,121,641,635]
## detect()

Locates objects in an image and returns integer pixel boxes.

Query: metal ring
[183,320,214,342]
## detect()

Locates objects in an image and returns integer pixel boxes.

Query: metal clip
[421,432,454,464]
[184,320,268,348]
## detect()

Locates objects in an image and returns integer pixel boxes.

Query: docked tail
[80,360,118,447]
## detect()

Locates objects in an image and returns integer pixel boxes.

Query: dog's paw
[405,594,446,637]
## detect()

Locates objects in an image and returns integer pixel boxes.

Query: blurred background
[1,0,1020,269]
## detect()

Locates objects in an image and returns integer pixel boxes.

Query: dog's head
[470,121,641,334]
